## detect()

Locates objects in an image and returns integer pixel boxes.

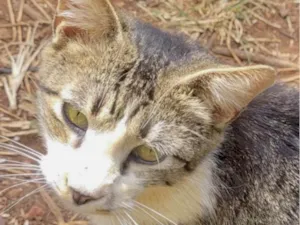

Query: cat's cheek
[40,154,77,208]
[113,173,144,203]
[40,155,69,196]
[40,139,74,199]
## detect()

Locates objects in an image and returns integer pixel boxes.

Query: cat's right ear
[53,0,123,43]
[166,65,276,127]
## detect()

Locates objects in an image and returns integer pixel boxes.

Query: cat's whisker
[0,176,44,183]
[115,210,131,225]
[113,212,122,225]
[0,135,43,157]
[133,201,177,225]
[123,211,139,225]
[0,143,41,162]
[113,211,123,225]
[111,215,117,225]
[0,183,48,215]
[0,163,40,168]
[0,173,43,178]
[0,143,42,160]
[121,202,134,210]
[0,167,40,172]
[0,159,39,167]
[138,207,165,225]
[123,202,164,225]
[0,166,41,171]
[0,178,46,195]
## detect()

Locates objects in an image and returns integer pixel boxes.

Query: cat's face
[37,0,275,224]
[38,33,218,220]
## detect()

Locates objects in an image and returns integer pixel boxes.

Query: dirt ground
[0,0,299,224]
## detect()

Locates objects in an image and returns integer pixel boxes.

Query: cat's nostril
[71,188,95,205]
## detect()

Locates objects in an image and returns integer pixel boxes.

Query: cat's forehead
[40,38,137,91]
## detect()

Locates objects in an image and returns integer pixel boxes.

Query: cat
[36,0,299,224]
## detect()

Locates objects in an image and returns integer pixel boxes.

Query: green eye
[63,103,88,131]
[131,145,165,164]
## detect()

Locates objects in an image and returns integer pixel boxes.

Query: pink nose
[70,185,111,205]
[71,189,96,205]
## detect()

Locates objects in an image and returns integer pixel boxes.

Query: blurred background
[0,0,299,224]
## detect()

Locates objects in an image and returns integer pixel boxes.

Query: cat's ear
[53,0,123,42]
[175,65,276,126]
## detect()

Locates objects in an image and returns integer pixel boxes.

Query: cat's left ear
[172,65,276,126]
[53,0,123,42]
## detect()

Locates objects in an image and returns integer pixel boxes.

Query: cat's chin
[59,198,112,216]
[88,213,116,225]
[68,204,113,216]
[53,189,119,216]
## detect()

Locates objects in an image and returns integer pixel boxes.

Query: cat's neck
[90,153,218,225]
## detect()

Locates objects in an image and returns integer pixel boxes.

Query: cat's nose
[71,188,96,205]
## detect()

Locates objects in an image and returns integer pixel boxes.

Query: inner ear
[164,65,276,126]
[204,66,275,125]
[53,0,124,41]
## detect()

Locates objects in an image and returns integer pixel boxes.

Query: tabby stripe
[110,87,120,115]
[173,155,195,172]
[128,102,149,122]
[91,85,108,116]
[91,96,105,116]
[174,155,189,164]
[140,120,152,139]
[38,83,59,96]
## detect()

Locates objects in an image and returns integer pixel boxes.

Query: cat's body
[37,1,299,225]
[207,84,299,225]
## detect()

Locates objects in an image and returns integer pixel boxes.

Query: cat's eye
[131,145,165,165]
[63,103,88,131]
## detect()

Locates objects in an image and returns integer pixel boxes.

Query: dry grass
[0,0,298,224]
[136,0,299,84]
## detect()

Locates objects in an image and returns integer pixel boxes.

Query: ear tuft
[177,65,276,125]
[53,0,123,41]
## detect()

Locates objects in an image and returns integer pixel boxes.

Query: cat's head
[37,0,275,224]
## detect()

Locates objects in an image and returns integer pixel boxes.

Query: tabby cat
[37,0,299,224]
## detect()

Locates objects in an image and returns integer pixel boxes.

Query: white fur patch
[40,115,138,210]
